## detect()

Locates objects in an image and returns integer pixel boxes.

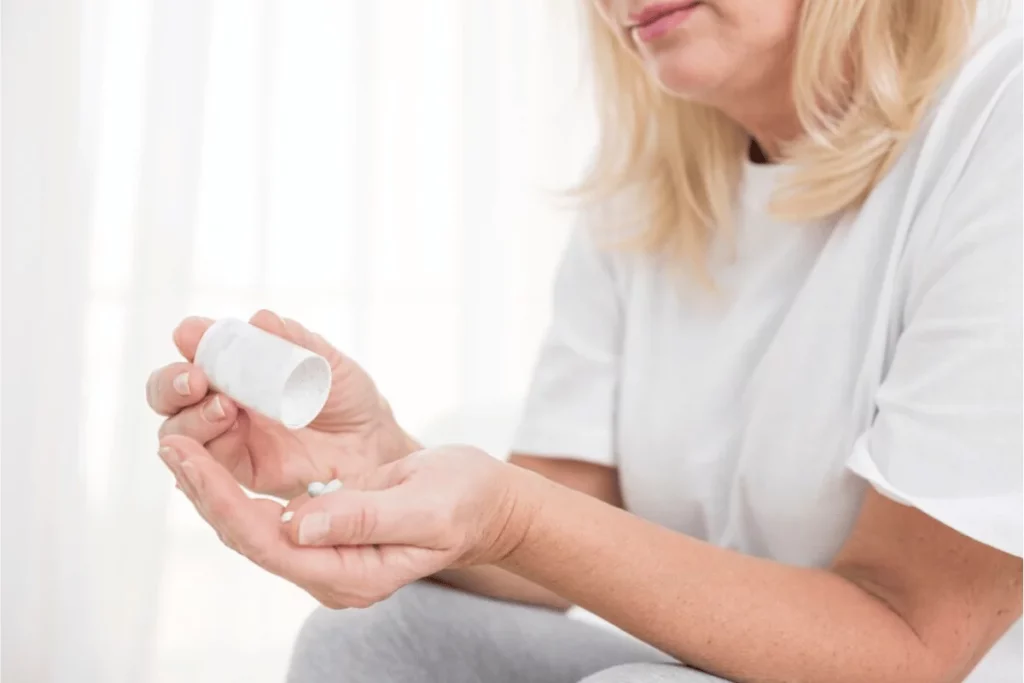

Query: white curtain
[2,0,595,681]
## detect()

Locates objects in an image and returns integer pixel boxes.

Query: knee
[287,582,441,683]
[579,663,657,683]
[578,663,733,683]
[284,581,423,683]
[286,607,370,682]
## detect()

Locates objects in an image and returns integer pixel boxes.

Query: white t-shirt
[513,30,1023,681]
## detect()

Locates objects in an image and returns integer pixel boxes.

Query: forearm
[430,453,617,610]
[429,565,571,610]
[499,471,943,683]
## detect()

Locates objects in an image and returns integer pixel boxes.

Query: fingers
[248,308,288,337]
[172,316,215,362]
[158,434,307,579]
[203,411,251,468]
[279,493,310,523]
[158,393,239,442]
[172,311,338,365]
[146,362,210,416]
[249,309,344,365]
[159,437,440,609]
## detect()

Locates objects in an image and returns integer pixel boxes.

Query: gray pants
[287,581,732,683]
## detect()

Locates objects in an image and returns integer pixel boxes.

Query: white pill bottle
[194,318,332,429]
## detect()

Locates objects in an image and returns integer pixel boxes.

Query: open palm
[147,310,418,499]
[158,438,515,610]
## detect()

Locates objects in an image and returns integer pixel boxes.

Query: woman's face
[595,0,802,105]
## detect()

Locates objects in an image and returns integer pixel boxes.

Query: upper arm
[836,59,1022,680]
[846,58,1021,556]
[832,489,1022,680]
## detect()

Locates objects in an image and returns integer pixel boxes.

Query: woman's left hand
[157,434,536,608]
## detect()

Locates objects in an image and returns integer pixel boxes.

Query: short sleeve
[511,217,623,466]
[846,65,1023,557]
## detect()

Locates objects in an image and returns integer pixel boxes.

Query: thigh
[579,663,734,683]
[287,581,669,683]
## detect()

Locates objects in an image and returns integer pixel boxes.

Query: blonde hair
[578,0,977,281]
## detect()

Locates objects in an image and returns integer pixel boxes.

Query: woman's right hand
[146,310,420,500]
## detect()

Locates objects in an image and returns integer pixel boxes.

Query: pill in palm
[321,479,343,495]
[307,481,326,497]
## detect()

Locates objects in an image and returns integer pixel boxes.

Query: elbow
[831,569,981,683]
[907,652,982,683]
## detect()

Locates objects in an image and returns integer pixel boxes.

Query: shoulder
[883,30,1022,258]
[908,29,1022,187]
[945,29,1021,146]
[952,27,1022,107]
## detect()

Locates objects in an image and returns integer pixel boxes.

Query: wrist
[488,462,554,567]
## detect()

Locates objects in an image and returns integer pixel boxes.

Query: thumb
[248,309,344,365]
[286,461,441,548]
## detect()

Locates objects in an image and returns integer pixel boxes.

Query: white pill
[280,511,294,523]
[307,481,326,497]
[321,479,343,495]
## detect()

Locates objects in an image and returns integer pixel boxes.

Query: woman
[147,1,1023,681]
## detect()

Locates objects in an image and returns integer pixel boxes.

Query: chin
[638,35,727,102]
[645,55,723,102]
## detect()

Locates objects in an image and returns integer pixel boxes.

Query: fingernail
[172,372,191,396]
[179,461,203,495]
[280,511,295,523]
[158,445,180,468]
[202,395,226,421]
[298,512,331,545]
[175,478,194,500]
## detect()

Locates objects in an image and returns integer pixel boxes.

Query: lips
[628,1,699,29]
[627,1,700,42]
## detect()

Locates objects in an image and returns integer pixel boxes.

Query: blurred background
[3,0,598,681]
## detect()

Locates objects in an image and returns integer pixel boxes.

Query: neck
[714,69,802,162]
[725,98,802,162]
